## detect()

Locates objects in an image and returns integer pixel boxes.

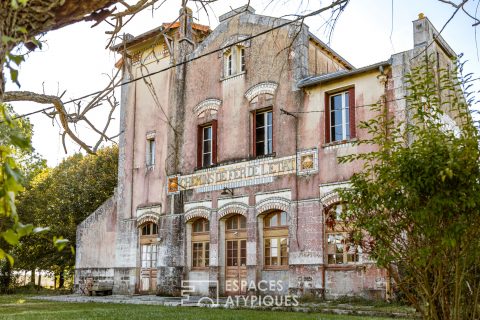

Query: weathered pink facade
[75,7,457,299]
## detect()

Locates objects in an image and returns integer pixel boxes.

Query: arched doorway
[139,222,158,293]
[224,214,247,295]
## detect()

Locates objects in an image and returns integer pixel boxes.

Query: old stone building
[75,6,457,299]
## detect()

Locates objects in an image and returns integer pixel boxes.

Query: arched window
[325,203,361,264]
[138,221,158,293]
[192,218,210,269]
[226,214,247,231]
[141,222,158,236]
[263,211,288,268]
[223,46,246,77]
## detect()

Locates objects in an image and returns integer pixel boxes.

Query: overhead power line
[6,0,349,119]
[6,0,480,122]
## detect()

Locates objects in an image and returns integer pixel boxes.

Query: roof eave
[298,59,392,88]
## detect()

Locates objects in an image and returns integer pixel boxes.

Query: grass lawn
[0,295,412,320]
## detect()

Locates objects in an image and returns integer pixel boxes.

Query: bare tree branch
[3,91,95,153]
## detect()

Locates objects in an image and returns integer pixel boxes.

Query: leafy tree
[14,146,118,287]
[340,57,480,319]
[0,103,40,292]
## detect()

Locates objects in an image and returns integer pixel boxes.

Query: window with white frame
[326,88,355,143]
[202,125,212,166]
[146,138,155,166]
[240,47,245,72]
[224,46,246,77]
[330,91,350,142]
[254,109,273,156]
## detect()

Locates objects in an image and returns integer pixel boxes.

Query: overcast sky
[5,0,480,165]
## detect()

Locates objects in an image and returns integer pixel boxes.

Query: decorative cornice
[217,202,249,220]
[184,207,211,222]
[255,197,291,215]
[193,99,222,117]
[137,212,161,225]
[319,181,350,208]
[219,34,251,55]
[244,82,278,101]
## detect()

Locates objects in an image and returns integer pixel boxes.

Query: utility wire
[5,0,349,120]
[6,0,480,121]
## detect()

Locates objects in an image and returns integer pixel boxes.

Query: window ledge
[190,268,210,271]
[253,152,276,160]
[221,71,246,82]
[263,267,289,271]
[322,139,358,150]
[325,264,364,270]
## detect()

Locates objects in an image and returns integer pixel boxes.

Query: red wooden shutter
[197,125,202,168]
[348,87,356,139]
[324,93,330,144]
[212,120,218,164]
[252,111,257,156]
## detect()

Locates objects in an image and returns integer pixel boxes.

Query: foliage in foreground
[12,146,118,285]
[340,57,480,320]
[0,103,49,292]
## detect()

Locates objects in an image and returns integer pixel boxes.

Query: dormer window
[223,46,246,78]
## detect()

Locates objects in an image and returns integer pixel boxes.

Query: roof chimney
[412,13,456,58]
[179,6,193,42]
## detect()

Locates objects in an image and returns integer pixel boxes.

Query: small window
[197,121,217,168]
[141,223,158,236]
[146,138,155,166]
[226,215,247,230]
[227,53,233,76]
[202,126,212,167]
[240,48,245,72]
[193,219,210,233]
[254,110,273,156]
[326,88,355,143]
[223,46,246,78]
[264,211,288,227]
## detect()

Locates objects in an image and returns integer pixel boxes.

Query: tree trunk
[37,273,41,290]
[59,270,65,288]
[30,269,35,284]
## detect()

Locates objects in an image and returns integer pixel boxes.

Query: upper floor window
[197,121,217,168]
[325,87,355,143]
[146,138,155,166]
[325,203,361,265]
[240,48,245,72]
[254,109,273,156]
[226,52,233,76]
[223,46,246,77]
